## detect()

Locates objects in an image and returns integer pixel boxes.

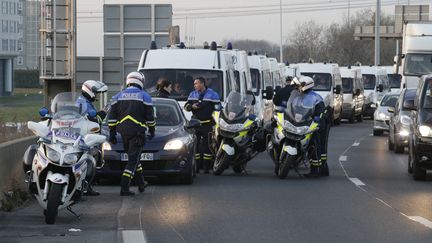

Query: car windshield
[141,69,223,101]
[388,74,401,88]
[422,79,432,109]
[154,102,182,126]
[250,68,260,95]
[342,78,353,93]
[380,95,398,107]
[404,54,432,76]
[301,73,332,91]
[362,74,376,90]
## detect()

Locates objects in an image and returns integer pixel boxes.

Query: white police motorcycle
[23,92,106,224]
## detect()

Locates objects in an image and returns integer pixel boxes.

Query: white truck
[394,21,432,89]
[137,46,237,120]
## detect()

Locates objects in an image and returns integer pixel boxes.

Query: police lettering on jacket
[108,87,155,136]
[184,88,220,124]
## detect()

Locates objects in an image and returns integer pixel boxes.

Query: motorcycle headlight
[164,136,191,150]
[399,129,409,137]
[46,146,60,162]
[63,153,80,164]
[219,119,244,132]
[102,142,112,151]
[419,125,432,137]
[283,120,309,135]
[400,115,411,126]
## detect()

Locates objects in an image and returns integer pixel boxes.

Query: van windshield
[404,54,432,76]
[142,69,223,101]
[301,73,332,91]
[388,74,401,88]
[342,78,353,93]
[250,68,260,95]
[362,74,376,90]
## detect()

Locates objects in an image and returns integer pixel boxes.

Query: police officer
[108,72,156,196]
[295,76,329,177]
[78,80,108,196]
[184,77,220,174]
[273,76,295,109]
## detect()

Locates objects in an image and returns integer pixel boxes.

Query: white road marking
[352,142,360,146]
[407,216,432,230]
[339,155,347,162]
[122,230,147,243]
[68,228,81,232]
[348,177,365,186]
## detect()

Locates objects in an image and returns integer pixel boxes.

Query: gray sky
[76,0,431,56]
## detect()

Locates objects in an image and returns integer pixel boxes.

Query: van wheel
[412,153,426,181]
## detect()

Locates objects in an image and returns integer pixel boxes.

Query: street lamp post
[279,0,283,63]
[375,0,381,66]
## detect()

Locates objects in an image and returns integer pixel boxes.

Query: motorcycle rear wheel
[45,183,63,224]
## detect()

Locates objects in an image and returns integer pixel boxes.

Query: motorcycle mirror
[39,107,49,117]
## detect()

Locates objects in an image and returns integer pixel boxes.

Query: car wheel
[388,134,394,151]
[180,165,194,185]
[412,150,426,181]
[373,129,383,136]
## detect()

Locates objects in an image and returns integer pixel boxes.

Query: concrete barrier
[0,136,37,202]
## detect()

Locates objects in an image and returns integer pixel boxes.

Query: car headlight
[63,153,79,164]
[46,146,60,162]
[377,112,389,121]
[400,115,411,126]
[419,125,432,137]
[102,142,112,151]
[219,118,244,132]
[164,136,191,150]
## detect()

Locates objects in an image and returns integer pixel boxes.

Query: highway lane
[1,120,432,242]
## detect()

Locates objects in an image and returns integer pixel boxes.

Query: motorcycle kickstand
[67,206,82,220]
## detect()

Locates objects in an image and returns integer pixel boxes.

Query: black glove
[97,110,107,120]
[109,130,117,144]
[184,103,192,112]
[148,126,155,140]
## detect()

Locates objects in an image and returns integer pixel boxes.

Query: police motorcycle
[270,90,321,179]
[211,91,259,175]
[23,92,106,224]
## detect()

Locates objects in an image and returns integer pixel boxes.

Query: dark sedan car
[388,88,415,153]
[98,98,197,184]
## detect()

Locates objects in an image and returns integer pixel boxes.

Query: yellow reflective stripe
[243,120,253,128]
[109,115,149,128]
[309,122,319,131]
[122,173,133,178]
[238,131,248,137]
[200,120,211,124]
[136,167,143,172]
[213,111,220,130]
[277,112,284,133]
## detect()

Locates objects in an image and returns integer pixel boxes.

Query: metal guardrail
[0,136,37,202]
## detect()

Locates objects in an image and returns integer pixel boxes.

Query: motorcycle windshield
[51,92,87,121]
[285,90,316,124]
[222,91,254,121]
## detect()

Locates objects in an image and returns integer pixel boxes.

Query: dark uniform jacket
[108,86,155,136]
[184,88,220,124]
[273,84,294,109]
[156,89,170,98]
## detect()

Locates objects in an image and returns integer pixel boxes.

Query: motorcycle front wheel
[213,152,229,176]
[278,154,296,179]
[45,183,63,224]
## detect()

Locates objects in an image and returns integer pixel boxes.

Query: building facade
[0,0,23,96]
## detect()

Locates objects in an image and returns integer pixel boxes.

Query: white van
[340,66,365,123]
[384,66,402,93]
[225,49,252,98]
[268,57,283,90]
[359,66,391,118]
[137,46,237,120]
[278,63,287,83]
[295,62,344,125]
[247,54,274,126]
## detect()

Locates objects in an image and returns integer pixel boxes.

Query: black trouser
[195,124,213,171]
[121,133,146,190]
[310,116,329,168]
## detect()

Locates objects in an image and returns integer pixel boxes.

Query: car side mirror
[403,99,416,111]
[186,118,201,129]
[377,84,384,92]
[334,85,341,94]
[387,107,395,113]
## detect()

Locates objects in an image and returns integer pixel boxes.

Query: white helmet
[299,76,314,92]
[291,77,301,86]
[126,71,145,89]
[82,80,108,101]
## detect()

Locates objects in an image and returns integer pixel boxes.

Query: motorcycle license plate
[121,153,154,161]
[53,128,80,140]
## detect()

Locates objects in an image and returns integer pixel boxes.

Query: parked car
[373,93,399,136]
[98,98,198,184]
[407,74,432,180]
[388,88,415,153]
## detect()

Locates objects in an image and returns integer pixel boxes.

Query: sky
[76,0,431,56]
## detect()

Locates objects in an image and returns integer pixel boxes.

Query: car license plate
[121,153,154,161]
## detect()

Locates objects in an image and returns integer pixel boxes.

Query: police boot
[320,159,329,177]
[304,160,321,178]
[84,184,100,196]
[120,176,135,196]
[134,169,148,193]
